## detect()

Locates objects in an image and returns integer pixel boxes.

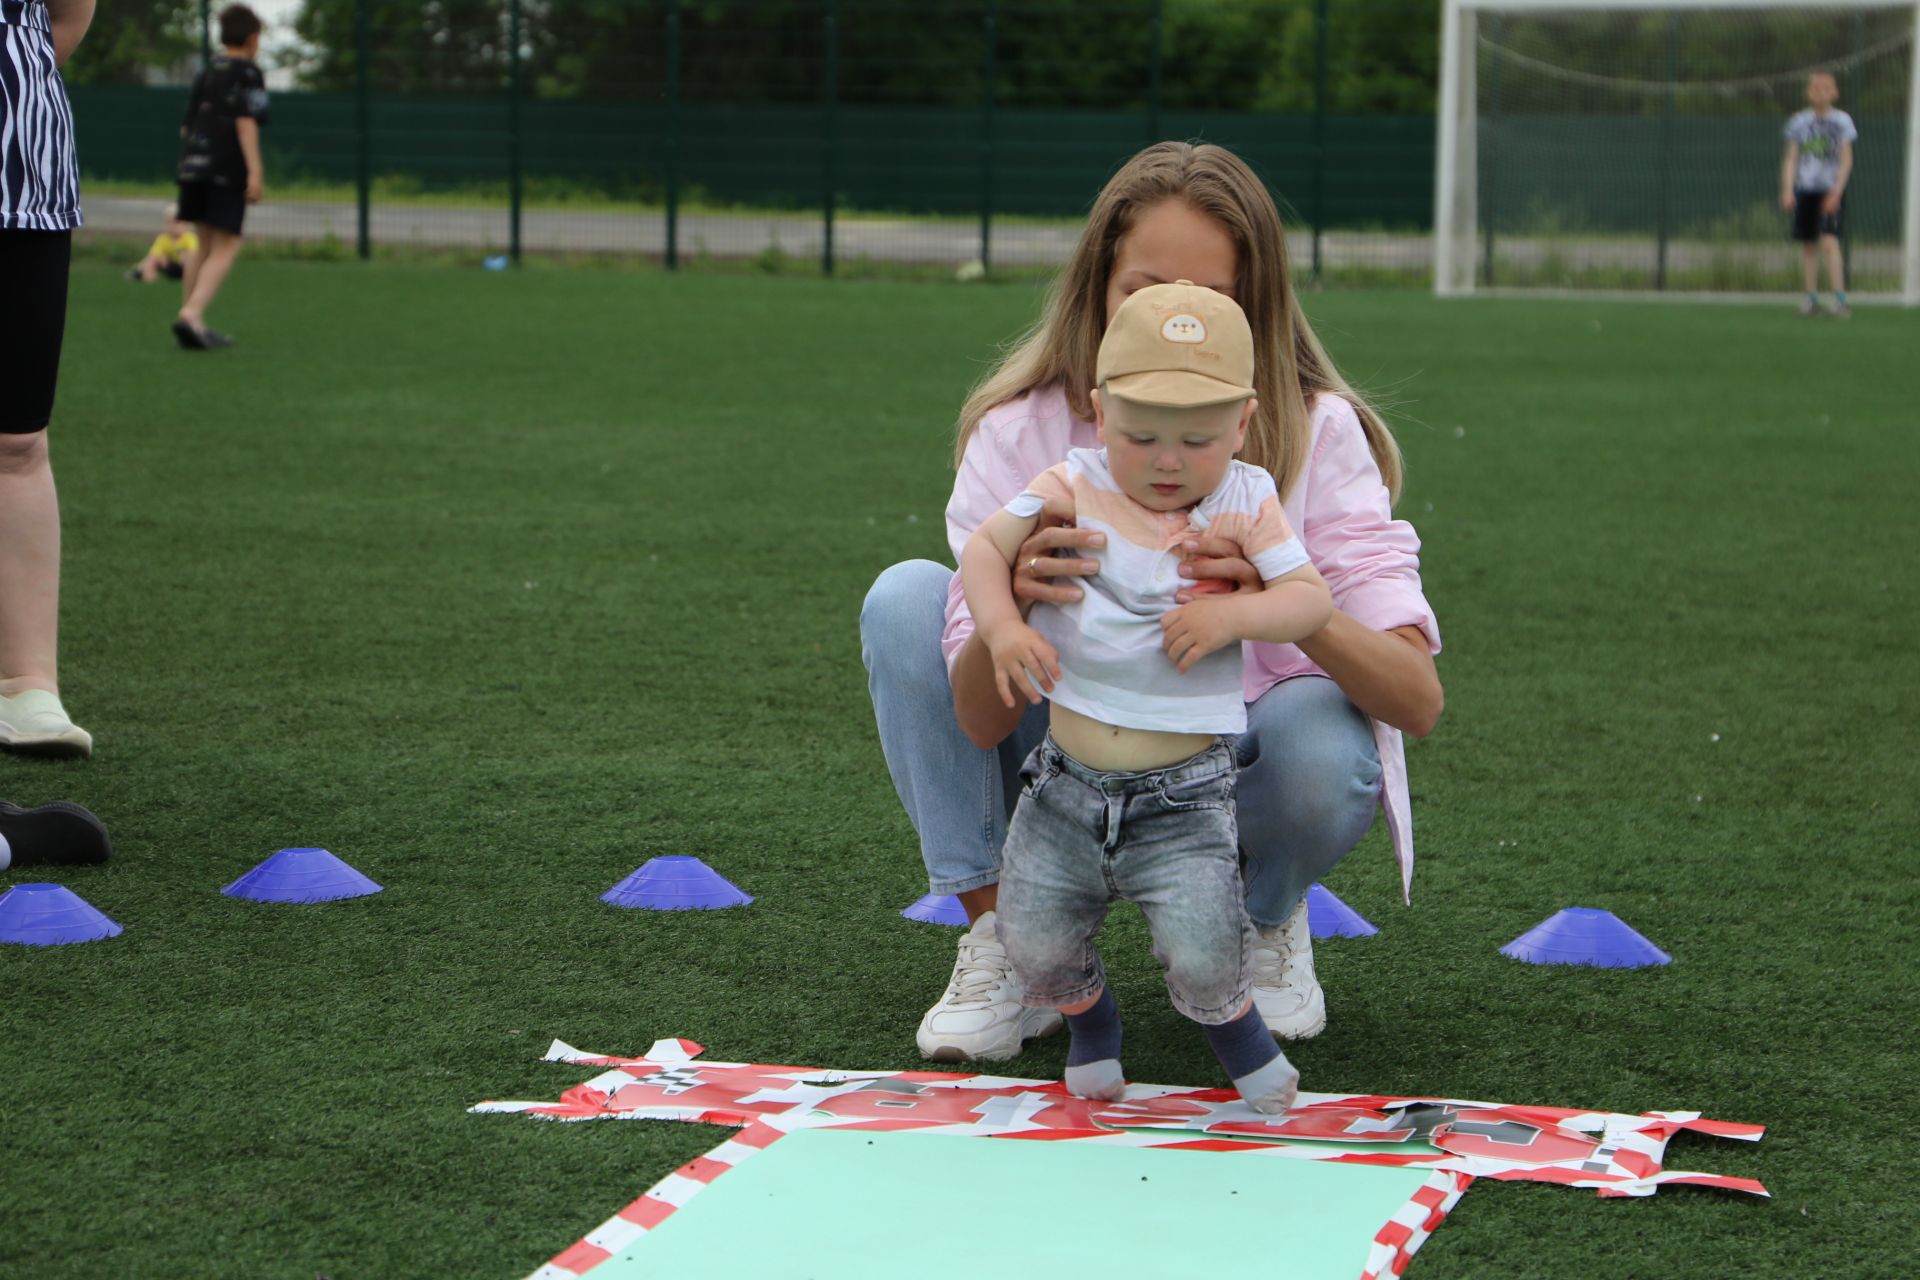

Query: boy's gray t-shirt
[1784,108,1858,193]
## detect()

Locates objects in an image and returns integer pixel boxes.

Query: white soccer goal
[1434,0,1920,302]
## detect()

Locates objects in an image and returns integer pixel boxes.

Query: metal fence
[70,0,1440,281]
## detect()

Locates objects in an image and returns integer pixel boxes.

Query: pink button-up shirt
[942,384,1440,903]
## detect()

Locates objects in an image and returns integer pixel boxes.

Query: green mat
[596,1127,1438,1279]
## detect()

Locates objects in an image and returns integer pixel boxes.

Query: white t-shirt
[1006,448,1308,735]
[1784,108,1857,194]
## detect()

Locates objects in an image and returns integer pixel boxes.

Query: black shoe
[0,800,111,868]
[126,267,145,283]
[171,319,209,351]
[202,329,234,348]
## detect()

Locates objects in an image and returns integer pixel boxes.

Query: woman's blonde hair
[956,141,1403,505]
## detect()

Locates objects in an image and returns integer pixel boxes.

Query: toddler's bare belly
[1049,703,1218,773]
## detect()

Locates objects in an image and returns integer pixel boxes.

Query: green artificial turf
[3,263,1916,1278]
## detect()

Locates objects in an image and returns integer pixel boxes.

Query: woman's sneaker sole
[917,1006,1062,1064]
[0,728,93,758]
[1260,984,1326,1041]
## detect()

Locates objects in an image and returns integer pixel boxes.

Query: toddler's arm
[1160,563,1332,673]
[962,510,1063,709]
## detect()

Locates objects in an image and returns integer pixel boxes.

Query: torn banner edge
[474,1039,1765,1280]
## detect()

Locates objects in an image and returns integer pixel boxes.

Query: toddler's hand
[1160,597,1239,673]
[984,621,1061,708]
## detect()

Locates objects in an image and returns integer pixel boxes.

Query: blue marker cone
[0,883,123,945]
[1306,883,1378,939]
[222,847,383,904]
[900,893,968,927]
[1501,907,1671,968]
[603,856,752,910]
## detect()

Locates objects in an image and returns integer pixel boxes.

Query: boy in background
[125,204,198,283]
[174,4,267,349]
[1779,68,1856,318]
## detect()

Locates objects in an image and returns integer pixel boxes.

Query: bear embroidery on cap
[1161,313,1206,344]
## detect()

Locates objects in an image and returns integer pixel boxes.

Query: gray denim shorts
[996,736,1255,1025]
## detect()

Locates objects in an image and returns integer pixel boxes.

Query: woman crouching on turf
[860,140,1443,1061]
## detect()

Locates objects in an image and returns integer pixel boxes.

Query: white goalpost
[1434,0,1920,303]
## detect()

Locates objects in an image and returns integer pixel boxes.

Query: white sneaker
[0,690,93,758]
[1250,899,1326,1040]
[915,910,1062,1063]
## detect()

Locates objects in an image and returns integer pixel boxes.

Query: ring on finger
[1026,556,1042,574]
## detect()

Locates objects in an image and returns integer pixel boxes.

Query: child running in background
[960,281,1332,1113]
[125,205,198,283]
[1779,68,1856,318]
[173,3,268,349]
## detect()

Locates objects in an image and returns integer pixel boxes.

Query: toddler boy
[960,281,1333,1112]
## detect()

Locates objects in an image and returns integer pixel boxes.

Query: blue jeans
[998,739,1254,1023]
[859,559,1382,928]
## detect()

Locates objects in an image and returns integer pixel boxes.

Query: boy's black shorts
[177,181,247,235]
[1791,190,1843,242]
[0,231,71,434]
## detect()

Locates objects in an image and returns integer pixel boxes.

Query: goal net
[1434,0,1920,301]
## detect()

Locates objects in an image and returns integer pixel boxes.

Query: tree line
[65,0,1908,117]
[66,0,1441,113]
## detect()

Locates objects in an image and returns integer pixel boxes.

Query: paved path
[81,193,1901,284]
[82,194,1096,266]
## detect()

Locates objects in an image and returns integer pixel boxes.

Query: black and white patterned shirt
[1,0,81,230]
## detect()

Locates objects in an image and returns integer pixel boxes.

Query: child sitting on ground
[125,205,198,283]
[960,281,1333,1113]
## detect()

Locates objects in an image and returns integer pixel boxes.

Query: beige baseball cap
[1097,280,1255,408]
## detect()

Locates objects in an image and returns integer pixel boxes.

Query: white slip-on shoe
[1250,898,1327,1040]
[915,909,1063,1063]
[0,690,93,759]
